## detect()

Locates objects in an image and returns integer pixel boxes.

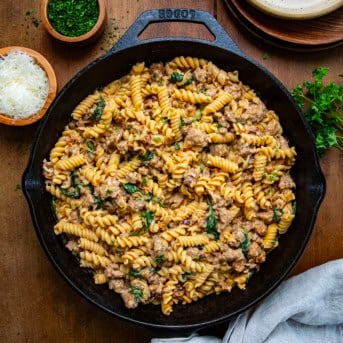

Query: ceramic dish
[0,46,57,126]
[22,9,325,335]
[247,0,343,20]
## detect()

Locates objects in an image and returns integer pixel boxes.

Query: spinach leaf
[130,285,143,302]
[206,197,219,239]
[91,97,106,120]
[154,254,165,265]
[142,210,154,228]
[292,201,297,215]
[170,72,183,83]
[122,183,143,195]
[140,151,154,162]
[86,141,95,156]
[128,269,141,277]
[273,208,284,223]
[147,192,165,207]
[240,230,250,255]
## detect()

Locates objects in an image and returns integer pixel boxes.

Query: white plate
[247,0,343,20]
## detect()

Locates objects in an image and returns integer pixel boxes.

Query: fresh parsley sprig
[291,67,343,156]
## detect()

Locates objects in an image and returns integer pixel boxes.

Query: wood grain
[0,0,342,342]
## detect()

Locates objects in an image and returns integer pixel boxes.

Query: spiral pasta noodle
[43,56,296,316]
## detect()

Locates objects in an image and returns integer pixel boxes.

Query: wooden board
[0,0,342,342]
[224,0,343,49]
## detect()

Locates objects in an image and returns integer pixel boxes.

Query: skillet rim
[22,10,326,331]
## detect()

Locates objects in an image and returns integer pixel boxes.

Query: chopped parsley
[91,98,105,120]
[105,189,113,195]
[153,136,162,143]
[161,117,170,125]
[180,118,186,127]
[190,109,203,123]
[206,197,219,239]
[142,177,148,186]
[130,285,143,302]
[174,142,181,150]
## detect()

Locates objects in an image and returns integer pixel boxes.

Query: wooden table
[0,1,342,342]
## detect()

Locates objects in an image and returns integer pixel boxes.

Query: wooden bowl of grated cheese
[0,46,57,126]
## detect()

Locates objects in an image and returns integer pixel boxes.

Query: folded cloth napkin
[152,259,343,343]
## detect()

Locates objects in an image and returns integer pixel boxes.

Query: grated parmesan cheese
[0,51,49,118]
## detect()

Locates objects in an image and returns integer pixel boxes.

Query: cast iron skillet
[22,9,325,334]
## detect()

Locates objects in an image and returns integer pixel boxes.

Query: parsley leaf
[291,67,343,156]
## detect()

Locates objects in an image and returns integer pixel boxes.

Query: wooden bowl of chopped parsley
[41,0,107,45]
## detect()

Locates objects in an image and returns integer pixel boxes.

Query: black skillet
[22,8,326,336]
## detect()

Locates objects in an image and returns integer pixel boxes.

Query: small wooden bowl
[40,0,107,45]
[0,46,57,126]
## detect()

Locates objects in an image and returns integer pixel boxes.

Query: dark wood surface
[0,1,342,342]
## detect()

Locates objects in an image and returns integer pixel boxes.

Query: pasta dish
[43,56,296,315]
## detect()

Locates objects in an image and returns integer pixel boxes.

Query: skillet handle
[112,8,243,55]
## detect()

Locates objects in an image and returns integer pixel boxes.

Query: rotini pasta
[43,56,296,316]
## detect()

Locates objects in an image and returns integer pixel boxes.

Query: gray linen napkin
[152,259,343,343]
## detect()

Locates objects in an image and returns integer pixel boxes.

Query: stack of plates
[224,0,343,51]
